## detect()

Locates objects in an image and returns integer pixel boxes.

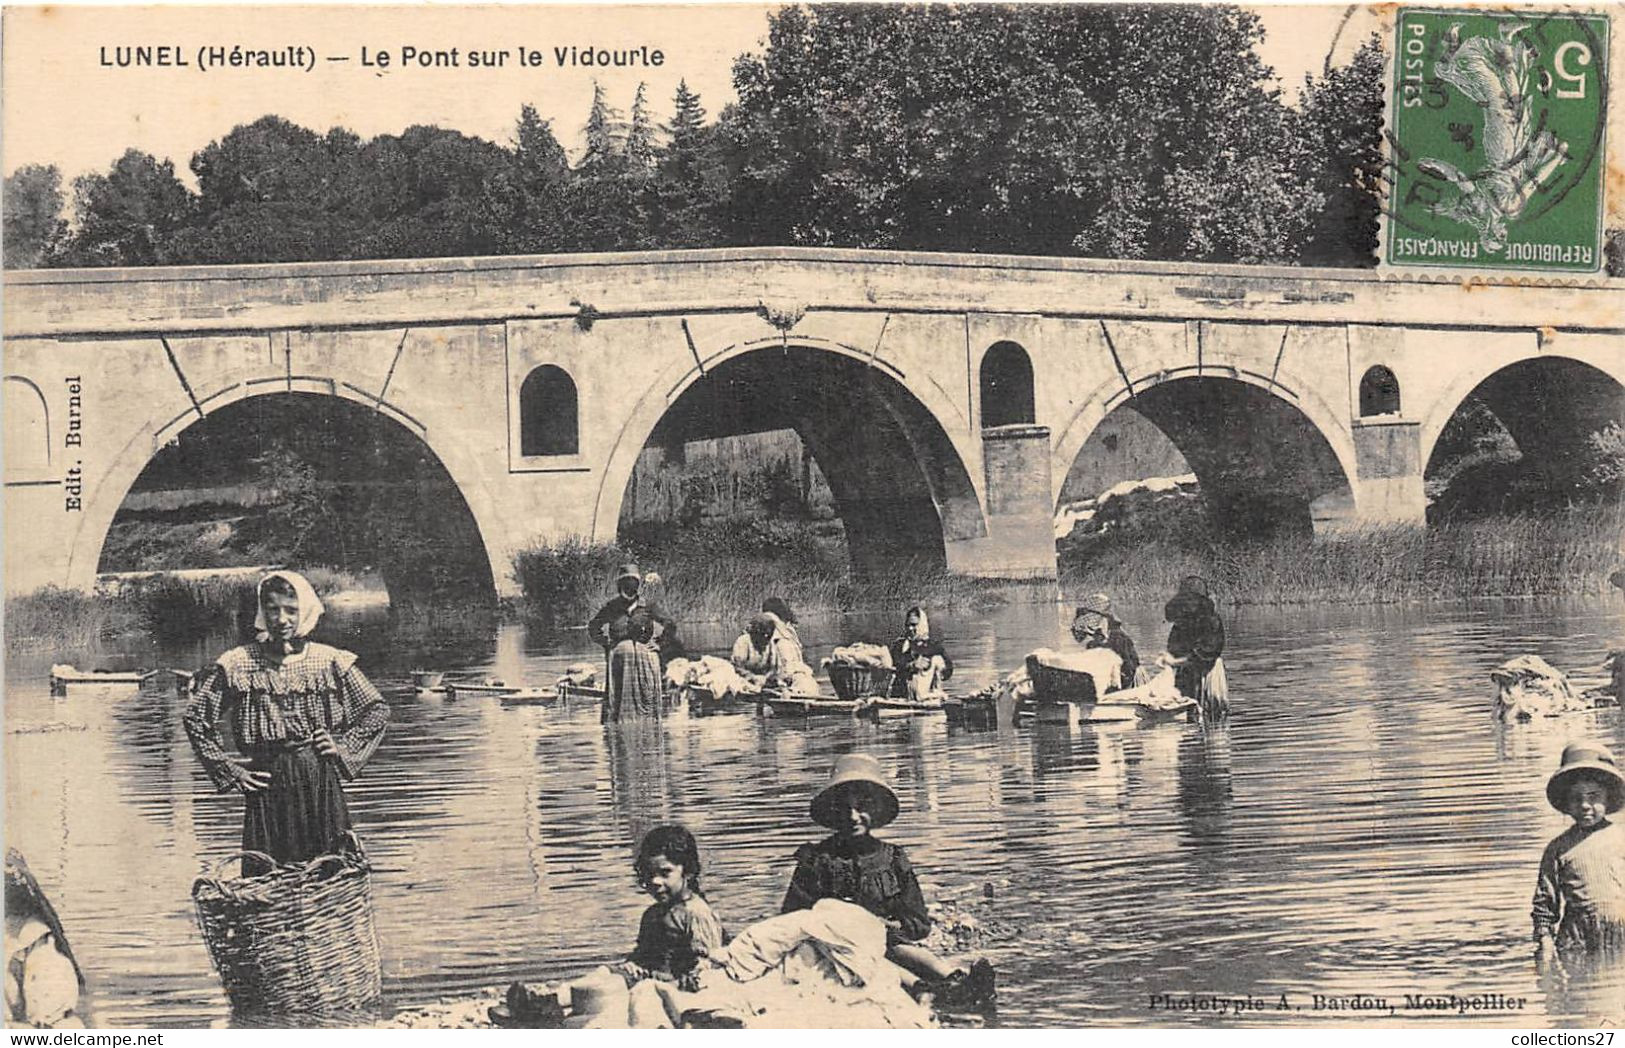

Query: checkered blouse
[182,642,391,792]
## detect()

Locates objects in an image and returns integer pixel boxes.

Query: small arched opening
[980,342,1035,428]
[3,376,51,477]
[1359,365,1401,417]
[520,364,580,456]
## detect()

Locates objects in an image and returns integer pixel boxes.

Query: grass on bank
[10,507,1620,651]
[1058,505,1625,606]
[514,506,1625,625]
[513,526,1028,628]
[4,567,367,652]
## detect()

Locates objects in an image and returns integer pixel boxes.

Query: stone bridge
[4,248,1621,598]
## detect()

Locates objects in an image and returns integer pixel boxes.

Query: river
[6,598,1624,1027]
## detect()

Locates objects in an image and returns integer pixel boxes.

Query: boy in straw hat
[782,753,995,1009]
[1533,742,1625,957]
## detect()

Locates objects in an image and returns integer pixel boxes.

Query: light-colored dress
[731,626,819,695]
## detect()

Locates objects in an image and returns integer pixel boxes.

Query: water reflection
[5,598,1625,1026]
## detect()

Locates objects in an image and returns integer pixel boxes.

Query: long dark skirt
[241,745,352,876]
[1176,657,1229,720]
[604,640,666,721]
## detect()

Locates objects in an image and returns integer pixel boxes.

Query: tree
[567,83,653,249]
[511,103,573,253]
[55,150,194,266]
[668,80,707,152]
[3,164,65,268]
[580,80,623,170]
[717,4,1320,262]
[349,125,519,259]
[1293,36,1386,267]
[515,104,569,185]
[625,82,656,172]
[649,81,727,247]
[165,117,364,264]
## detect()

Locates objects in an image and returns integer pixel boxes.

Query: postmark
[1384,7,1609,273]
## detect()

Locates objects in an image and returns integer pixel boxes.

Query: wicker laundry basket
[1025,655,1100,705]
[828,664,897,701]
[193,834,382,1015]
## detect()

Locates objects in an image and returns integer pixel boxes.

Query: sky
[1,2,1384,187]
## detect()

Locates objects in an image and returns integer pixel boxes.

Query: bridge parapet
[5,249,1620,597]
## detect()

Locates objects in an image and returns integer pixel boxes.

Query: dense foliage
[9,5,1396,269]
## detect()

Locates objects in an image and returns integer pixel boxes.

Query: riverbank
[512,537,1032,628]
[516,507,1625,625]
[8,508,1619,653]
[3,567,369,652]
[1059,505,1624,605]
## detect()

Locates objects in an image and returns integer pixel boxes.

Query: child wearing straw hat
[1532,742,1625,957]
[781,753,995,1009]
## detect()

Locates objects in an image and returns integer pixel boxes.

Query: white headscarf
[253,570,326,642]
[905,605,930,640]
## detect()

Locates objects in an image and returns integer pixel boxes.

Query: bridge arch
[593,338,987,573]
[1421,352,1625,516]
[1418,348,1625,476]
[67,383,506,600]
[1053,366,1358,536]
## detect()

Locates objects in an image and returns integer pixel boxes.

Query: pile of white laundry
[664,656,752,701]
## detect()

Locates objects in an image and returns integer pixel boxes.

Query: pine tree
[580,81,622,169]
[651,81,725,247]
[626,82,656,171]
[516,103,569,183]
[511,104,572,253]
[668,80,707,152]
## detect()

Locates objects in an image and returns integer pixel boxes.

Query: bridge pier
[1317,418,1427,530]
[943,425,1057,580]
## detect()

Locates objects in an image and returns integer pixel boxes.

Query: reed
[513,542,1021,626]
[3,587,144,651]
[1061,505,1624,606]
[4,566,371,653]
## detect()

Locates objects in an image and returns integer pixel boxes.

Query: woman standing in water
[183,571,391,875]
[887,606,953,699]
[1162,575,1227,718]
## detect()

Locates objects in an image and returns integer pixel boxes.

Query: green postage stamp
[1386,7,1609,272]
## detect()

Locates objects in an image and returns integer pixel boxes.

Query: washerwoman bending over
[888,606,953,699]
[732,612,818,695]
[1071,592,1141,690]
